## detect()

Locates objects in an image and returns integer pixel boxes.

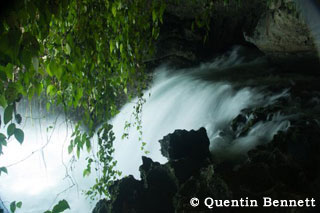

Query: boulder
[158,127,211,161]
[92,176,144,213]
[93,157,178,213]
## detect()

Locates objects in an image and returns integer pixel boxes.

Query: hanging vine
[0,0,166,209]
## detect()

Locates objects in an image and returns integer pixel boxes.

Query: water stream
[112,47,290,178]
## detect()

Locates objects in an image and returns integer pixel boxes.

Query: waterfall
[0,47,290,212]
[112,47,290,178]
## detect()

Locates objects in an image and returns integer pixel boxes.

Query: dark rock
[159,127,211,161]
[139,156,178,197]
[175,165,231,212]
[271,119,320,180]
[170,157,211,184]
[93,157,178,213]
[138,157,177,213]
[92,199,110,213]
[92,176,145,213]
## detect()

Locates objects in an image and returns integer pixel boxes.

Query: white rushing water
[0,47,290,212]
[112,47,290,178]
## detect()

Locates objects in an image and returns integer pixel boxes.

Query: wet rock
[92,176,145,213]
[93,157,178,213]
[139,156,178,197]
[92,199,110,213]
[159,127,210,161]
[230,106,284,138]
[271,119,320,180]
[159,128,212,183]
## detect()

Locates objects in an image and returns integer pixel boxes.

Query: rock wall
[149,0,318,68]
[244,0,317,59]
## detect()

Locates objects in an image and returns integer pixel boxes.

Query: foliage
[0,0,166,205]
[0,104,24,160]
[85,123,121,199]
[192,0,214,42]
[0,167,7,175]
[44,200,70,213]
[9,201,22,213]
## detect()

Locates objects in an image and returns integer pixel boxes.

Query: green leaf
[5,82,18,103]
[152,10,157,22]
[0,95,7,108]
[51,200,70,213]
[54,65,63,80]
[3,63,14,80]
[10,201,16,213]
[112,5,117,17]
[119,43,123,54]
[109,40,114,53]
[65,43,71,55]
[14,128,24,144]
[85,138,91,153]
[15,114,22,124]
[16,201,22,208]
[0,167,7,175]
[75,88,83,105]
[76,146,80,158]
[0,133,7,146]
[36,82,44,96]
[47,84,56,96]
[7,123,16,137]
[46,102,51,111]
[48,62,63,79]
[46,63,53,77]
[68,143,73,154]
[83,168,90,177]
[4,105,13,125]
[32,57,39,72]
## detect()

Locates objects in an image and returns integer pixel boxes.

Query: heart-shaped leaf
[7,123,16,137]
[14,128,24,144]
[52,200,70,213]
